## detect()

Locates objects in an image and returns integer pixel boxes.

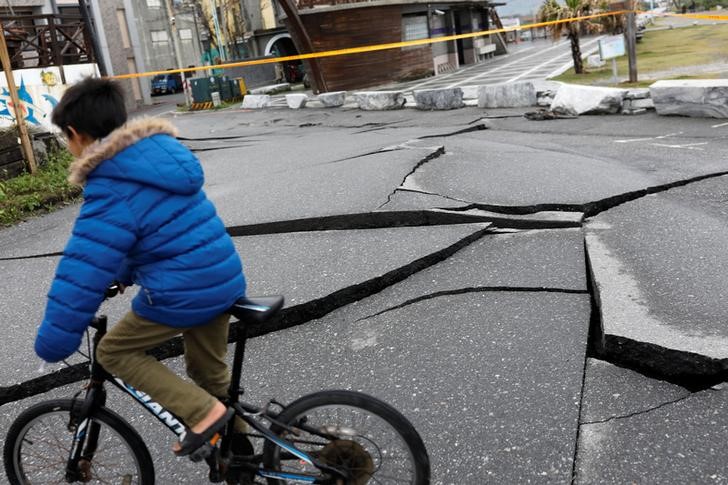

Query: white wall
[0,64,98,130]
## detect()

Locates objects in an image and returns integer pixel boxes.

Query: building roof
[295,0,502,15]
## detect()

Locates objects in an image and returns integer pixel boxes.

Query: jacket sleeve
[35,183,138,362]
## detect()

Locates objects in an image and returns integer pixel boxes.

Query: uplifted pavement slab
[404,135,654,207]
[0,224,489,388]
[233,224,489,306]
[204,145,445,226]
[237,291,591,484]
[586,175,728,361]
[321,228,588,323]
[575,359,728,484]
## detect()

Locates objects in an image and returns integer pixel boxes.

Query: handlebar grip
[105,284,120,298]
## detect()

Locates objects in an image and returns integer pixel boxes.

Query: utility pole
[625,6,638,83]
[78,0,106,76]
[219,0,234,59]
[209,0,226,61]
[164,0,192,106]
[0,22,37,173]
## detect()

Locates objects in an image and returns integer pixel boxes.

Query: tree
[538,0,610,74]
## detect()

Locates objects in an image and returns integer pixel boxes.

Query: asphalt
[575,359,728,484]
[586,175,728,359]
[2,105,728,483]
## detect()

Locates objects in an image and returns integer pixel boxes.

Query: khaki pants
[97,311,232,428]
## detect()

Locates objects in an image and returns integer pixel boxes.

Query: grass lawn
[0,149,81,226]
[553,22,728,85]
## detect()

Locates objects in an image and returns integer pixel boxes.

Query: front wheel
[4,399,155,484]
[262,390,430,484]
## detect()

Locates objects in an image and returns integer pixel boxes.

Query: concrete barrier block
[413,88,464,110]
[286,94,308,109]
[355,91,406,110]
[478,82,538,108]
[650,80,728,118]
[550,84,626,115]
[241,95,271,109]
[625,88,651,100]
[318,91,346,107]
[460,86,479,100]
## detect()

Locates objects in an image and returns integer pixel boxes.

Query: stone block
[241,95,271,109]
[630,98,655,110]
[318,91,346,107]
[413,88,464,110]
[550,84,626,115]
[650,80,728,118]
[460,86,479,100]
[478,82,538,108]
[625,88,651,100]
[285,93,308,109]
[354,91,406,110]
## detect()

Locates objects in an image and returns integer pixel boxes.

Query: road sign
[599,35,626,61]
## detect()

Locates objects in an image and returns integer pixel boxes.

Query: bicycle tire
[4,398,155,485]
[262,390,430,485]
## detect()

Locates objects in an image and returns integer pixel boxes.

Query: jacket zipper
[144,288,154,305]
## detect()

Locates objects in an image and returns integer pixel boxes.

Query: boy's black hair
[51,77,127,139]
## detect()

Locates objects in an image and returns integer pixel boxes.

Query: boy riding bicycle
[35,77,248,458]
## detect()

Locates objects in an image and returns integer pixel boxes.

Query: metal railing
[1,14,96,75]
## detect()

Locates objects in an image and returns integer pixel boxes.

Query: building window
[403,15,429,42]
[151,30,169,46]
[179,29,193,41]
[116,9,132,49]
[147,0,161,8]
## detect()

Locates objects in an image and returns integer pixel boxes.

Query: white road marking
[712,121,728,128]
[446,40,570,88]
[614,132,683,143]
[507,37,602,83]
[650,142,708,150]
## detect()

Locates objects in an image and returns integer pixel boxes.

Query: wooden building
[286,0,508,91]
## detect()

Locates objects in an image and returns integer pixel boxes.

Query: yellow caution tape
[111,10,629,81]
[656,11,728,20]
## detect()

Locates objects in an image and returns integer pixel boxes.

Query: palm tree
[538,0,606,74]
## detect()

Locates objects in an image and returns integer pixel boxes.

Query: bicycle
[3,287,431,484]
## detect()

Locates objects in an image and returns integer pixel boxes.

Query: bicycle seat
[227,296,284,324]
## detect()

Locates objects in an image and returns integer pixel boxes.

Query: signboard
[599,35,626,61]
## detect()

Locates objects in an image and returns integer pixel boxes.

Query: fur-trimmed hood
[68,117,180,186]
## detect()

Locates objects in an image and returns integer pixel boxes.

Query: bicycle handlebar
[105,284,120,299]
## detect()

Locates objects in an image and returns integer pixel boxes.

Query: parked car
[151,73,183,95]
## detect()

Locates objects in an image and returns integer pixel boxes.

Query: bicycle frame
[66,315,345,484]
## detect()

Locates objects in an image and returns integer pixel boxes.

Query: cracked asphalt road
[2,105,728,484]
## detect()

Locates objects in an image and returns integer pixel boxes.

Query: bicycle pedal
[189,442,215,463]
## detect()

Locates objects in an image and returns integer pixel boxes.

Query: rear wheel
[262,390,430,484]
[4,399,155,484]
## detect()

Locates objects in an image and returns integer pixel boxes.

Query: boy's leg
[183,313,231,399]
[97,312,219,429]
[183,313,248,434]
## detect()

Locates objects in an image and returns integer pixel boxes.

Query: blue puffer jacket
[35,118,246,363]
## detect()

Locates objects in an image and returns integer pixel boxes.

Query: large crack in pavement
[583,239,728,392]
[443,170,728,219]
[0,225,492,406]
[379,147,446,209]
[0,210,581,262]
[356,286,589,322]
